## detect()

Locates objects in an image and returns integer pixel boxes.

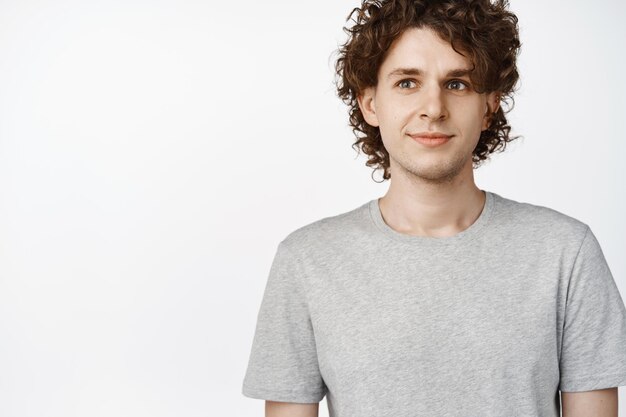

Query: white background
[0,0,625,416]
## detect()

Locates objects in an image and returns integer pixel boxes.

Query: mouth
[408,132,453,147]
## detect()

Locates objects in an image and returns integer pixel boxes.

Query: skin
[561,388,618,417]
[265,25,619,417]
[265,400,318,417]
[357,26,500,238]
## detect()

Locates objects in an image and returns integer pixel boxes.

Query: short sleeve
[559,226,626,392]
[242,240,327,403]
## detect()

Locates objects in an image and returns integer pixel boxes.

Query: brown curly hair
[333,0,522,182]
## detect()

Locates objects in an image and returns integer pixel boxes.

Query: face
[358,27,500,184]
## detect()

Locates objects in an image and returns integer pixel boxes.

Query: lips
[408,132,452,139]
[408,132,453,147]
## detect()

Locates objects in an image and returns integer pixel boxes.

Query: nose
[419,85,448,121]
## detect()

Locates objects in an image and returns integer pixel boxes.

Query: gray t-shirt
[242,190,626,417]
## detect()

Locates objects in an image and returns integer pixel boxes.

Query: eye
[447,80,469,91]
[397,79,417,89]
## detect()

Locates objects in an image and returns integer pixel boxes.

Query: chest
[308,256,561,394]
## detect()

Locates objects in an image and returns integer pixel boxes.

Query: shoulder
[278,199,372,257]
[491,191,589,246]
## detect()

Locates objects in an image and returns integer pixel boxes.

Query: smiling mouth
[408,132,453,139]
[408,133,453,147]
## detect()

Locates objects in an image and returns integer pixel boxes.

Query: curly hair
[333,0,522,182]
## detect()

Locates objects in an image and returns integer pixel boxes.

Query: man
[242,0,626,416]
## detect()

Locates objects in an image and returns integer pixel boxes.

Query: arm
[561,387,618,417]
[266,400,319,417]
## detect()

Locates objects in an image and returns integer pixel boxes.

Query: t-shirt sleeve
[558,225,626,392]
[242,240,327,403]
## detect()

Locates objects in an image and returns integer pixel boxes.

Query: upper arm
[558,226,626,392]
[266,400,319,417]
[561,387,618,417]
[242,241,327,403]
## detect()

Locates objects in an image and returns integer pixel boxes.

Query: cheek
[454,102,486,134]
[378,102,407,131]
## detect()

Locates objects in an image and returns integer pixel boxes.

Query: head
[334,0,521,183]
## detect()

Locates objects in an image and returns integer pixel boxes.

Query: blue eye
[398,79,417,89]
[448,80,468,90]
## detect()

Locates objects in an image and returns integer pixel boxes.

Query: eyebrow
[386,67,473,80]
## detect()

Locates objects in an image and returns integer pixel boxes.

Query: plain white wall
[0,0,624,416]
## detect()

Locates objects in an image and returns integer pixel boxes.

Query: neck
[377,160,486,238]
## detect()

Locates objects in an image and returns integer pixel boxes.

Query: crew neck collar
[367,190,497,247]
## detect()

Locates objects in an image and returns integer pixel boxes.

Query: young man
[242,1,626,416]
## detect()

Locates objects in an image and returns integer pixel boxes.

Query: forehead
[380,27,471,76]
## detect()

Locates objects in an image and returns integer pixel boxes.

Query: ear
[357,86,380,127]
[481,92,501,131]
